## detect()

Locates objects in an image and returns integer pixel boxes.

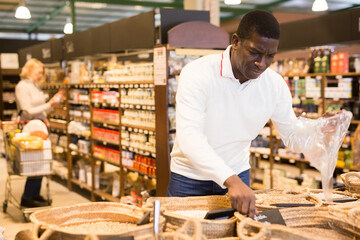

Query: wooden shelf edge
[71,178,92,191]
[93,189,120,202]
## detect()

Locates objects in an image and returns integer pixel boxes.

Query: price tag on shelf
[255,153,260,157]
[263,155,268,159]
[275,156,280,161]
[335,75,343,80]
[144,175,148,180]
[289,159,295,164]
[316,75,322,80]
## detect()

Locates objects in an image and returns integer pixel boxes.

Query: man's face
[230,31,279,82]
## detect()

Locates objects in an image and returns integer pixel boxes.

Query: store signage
[42,48,51,59]
[65,41,74,53]
[153,46,167,86]
[26,53,32,61]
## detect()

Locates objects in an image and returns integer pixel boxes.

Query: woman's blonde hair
[20,58,44,79]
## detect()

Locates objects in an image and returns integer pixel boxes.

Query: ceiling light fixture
[224,0,241,5]
[312,0,328,12]
[63,17,73,34]
[15,0,31,19]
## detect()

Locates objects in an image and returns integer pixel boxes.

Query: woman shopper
[15,58,64,208]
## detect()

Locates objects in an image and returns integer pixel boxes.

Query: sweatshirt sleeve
[175,64,236,188]
[15,82,52,117]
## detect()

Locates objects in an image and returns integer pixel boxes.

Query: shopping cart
[1,121,53,222]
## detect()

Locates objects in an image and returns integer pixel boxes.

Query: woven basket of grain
[29,202,165,240]
[144,195,236,239]
[306,188,360,205]
[340,172,360,194]
[255,189,322,211]
[234,206,360,240]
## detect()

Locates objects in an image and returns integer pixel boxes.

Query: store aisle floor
[0,158,91,240]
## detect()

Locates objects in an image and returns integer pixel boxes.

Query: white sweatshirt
[170,45,300,188]
[15,79,52,121]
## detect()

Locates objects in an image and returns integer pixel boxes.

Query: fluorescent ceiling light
[63,18,73,34]
[312,0,328,12]
[15,1,31,20]
[225,0,241,5]
[75,2,107,9]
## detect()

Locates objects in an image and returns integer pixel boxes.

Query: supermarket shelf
[68,100,90,105]
[273,154,309,163]
[70,116,91,123]
[122,145,155,158]
[52,144,67,152]
[92,119,119,126]
[121,125,155,135]
[50,113,67,120]
[71,149,91,158]
[93,156,120,167]
[118,81,154,85]
[93,137,119,146]
[69,133,90,140]
[123,166,156,180]
[284,72,360,78]
[120,103,155,111]
[351,120,360,124]
[71,178,92,191]
[49,127,67,134]
[92,102,119,108]
[121,123,155,133]
[93,189,120,202]
[43,83,67,89]
[91,84,119,89]
[1,69,21,75]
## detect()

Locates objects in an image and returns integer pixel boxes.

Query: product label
[153,46,167,85]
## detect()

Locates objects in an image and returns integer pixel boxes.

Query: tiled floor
[0,158,90,240]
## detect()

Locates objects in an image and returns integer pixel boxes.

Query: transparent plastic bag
[292,110,353,201]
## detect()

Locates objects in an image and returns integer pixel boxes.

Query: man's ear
[231,33,239,49]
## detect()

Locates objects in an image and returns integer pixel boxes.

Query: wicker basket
[234,204,360,240]
[255,189,322,211]
[340,172,360,194]
[306,188,360,205]
[29,202,165,240]
[144,195,236,239]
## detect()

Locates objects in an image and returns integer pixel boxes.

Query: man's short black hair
[236,10,280,40]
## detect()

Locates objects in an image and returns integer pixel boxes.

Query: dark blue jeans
[167,169,250,197]
[22,176,42,199]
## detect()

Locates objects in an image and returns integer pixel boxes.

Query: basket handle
[32,223,54,240]
[85,234,100,240]
[178,218,203,240]
[348,207,360,221]
[345,172,360,184]
[237,218,268,240]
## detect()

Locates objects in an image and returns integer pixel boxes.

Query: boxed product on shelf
[93,109,119,124]
[78,139,90,153]
[112,172,120,197]
[331,52,349,74]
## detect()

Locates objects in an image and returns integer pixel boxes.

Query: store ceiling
[0,0,359,36]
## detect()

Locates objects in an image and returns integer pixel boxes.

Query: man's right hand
[224,174,257,218]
